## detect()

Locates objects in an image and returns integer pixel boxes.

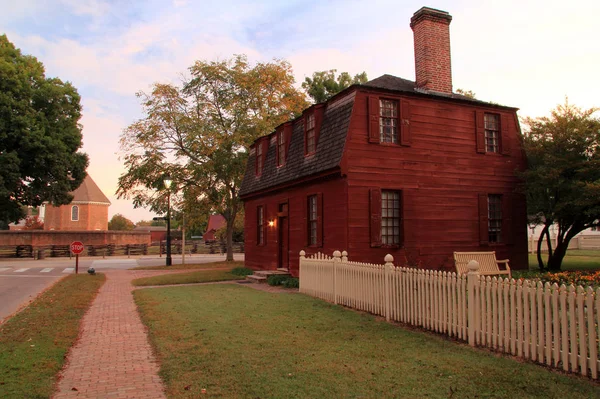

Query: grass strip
[132,260,244,271]
[528,251,600,271]
[132,268,244,286]
[0,274,105,398]
[135,284,600,398]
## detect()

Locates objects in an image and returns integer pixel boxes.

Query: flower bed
[514,270,600,288]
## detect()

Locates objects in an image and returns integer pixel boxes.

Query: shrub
[267,275,299,288]
[230,267,254,276]
[267,275,288,286]
[283,277,299,288]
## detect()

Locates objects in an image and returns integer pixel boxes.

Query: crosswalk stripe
[0,267,10,272]
[15,268,29,273]
[40,268,54,273]
[62,268,74,273]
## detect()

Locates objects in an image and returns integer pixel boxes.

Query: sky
[2,0,599,222]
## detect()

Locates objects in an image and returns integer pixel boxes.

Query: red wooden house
[240,7,528,276]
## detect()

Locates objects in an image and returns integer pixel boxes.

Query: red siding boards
[244,178,348,276]
[242,85,528,275]
[343,90,527,270]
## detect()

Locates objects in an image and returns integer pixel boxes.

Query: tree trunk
[226,219,234,262]
[547,241,568,271]
[536,224,549,271]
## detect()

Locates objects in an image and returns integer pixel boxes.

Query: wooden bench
[453,251,511,279]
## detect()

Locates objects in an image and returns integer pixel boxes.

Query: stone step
[254,270,290,277]
[246,274,267,283]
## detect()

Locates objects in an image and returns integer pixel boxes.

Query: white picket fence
[299,250,600,380]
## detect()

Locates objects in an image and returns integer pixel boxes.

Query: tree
[521,100,600,271]
[302,69,368,103]
[117,55,308,261]
[23,215,44,230]
[108,214,135,231]
[0,35,88,224]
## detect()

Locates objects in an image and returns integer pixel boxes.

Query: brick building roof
[71,175,111,205]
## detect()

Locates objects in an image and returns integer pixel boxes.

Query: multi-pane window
[488,194,502,243]
[257,206,264,245]
[71,205,79,221]
[277,132,286,166]
[256,142,263,174]
[484,114,500,153]
[306,114,316,154]
[380,99,399,143]
[381,190,401,245]
[308,195,317,245]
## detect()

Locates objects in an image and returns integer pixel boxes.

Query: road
[0,253,244,323]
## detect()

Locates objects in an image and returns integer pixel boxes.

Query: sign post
[70,241,84,274]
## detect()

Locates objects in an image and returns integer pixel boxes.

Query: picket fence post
[342,250,348,262]
[384,254,394,322]
[467,260,480,346]
[333,250,341,305]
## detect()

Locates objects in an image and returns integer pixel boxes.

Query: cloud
[59,0,111,17]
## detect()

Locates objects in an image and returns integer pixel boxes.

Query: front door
[278,202,289,270]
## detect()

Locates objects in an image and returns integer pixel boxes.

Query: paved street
[0,253,244,323]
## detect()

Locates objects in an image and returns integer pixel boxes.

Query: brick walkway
[54,270,167,399]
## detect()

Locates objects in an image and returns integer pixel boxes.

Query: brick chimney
[410,7,453,94]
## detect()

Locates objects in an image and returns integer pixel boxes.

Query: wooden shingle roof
[239,92,355,198]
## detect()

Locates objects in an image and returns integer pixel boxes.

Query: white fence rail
[299,250,600,380]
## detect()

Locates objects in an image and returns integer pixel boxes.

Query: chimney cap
[410,7,452,28]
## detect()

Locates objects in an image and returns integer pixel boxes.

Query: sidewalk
[54,270,168,399]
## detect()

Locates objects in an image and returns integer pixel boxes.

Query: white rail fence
[299,250,600,380]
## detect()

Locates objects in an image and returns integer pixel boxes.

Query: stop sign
[70,241,84,254]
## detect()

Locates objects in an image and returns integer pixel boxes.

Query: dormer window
[305,113,316,154]
[277,131,286,167]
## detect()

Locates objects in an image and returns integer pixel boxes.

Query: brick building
[43,175,111,231]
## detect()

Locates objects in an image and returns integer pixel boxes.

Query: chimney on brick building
[410,7,453,94]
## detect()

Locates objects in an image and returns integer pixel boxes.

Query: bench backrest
[454,251,501,275]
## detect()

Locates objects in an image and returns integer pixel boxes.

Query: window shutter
[478,194,489,245]
[284,123,293,159]
[475,110,485,153]
[315,104,325,150]
[502,194,514,245]
[368,96,380,143]
[400,99,411,146]
[399,190,405,246]
[501,114,510,155]
[303,197,308,248]
[370,188,382,247]
[263,205,268,245]
[317,193,323,247]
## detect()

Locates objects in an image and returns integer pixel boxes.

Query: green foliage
[521,100,600,271]
[230,267,254,276]
[283,277,299,288]
[0,35,88,224]
[117,55,307,261]
[302,69,368,103]
[108,213,135,231]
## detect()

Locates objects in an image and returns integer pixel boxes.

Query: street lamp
[164,175,173,266]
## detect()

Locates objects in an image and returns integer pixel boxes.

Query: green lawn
[134,284,600,398]
[0,274,105,398]
[528,249,600,271]
[132,268,245,286]
[132,260,244,271]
